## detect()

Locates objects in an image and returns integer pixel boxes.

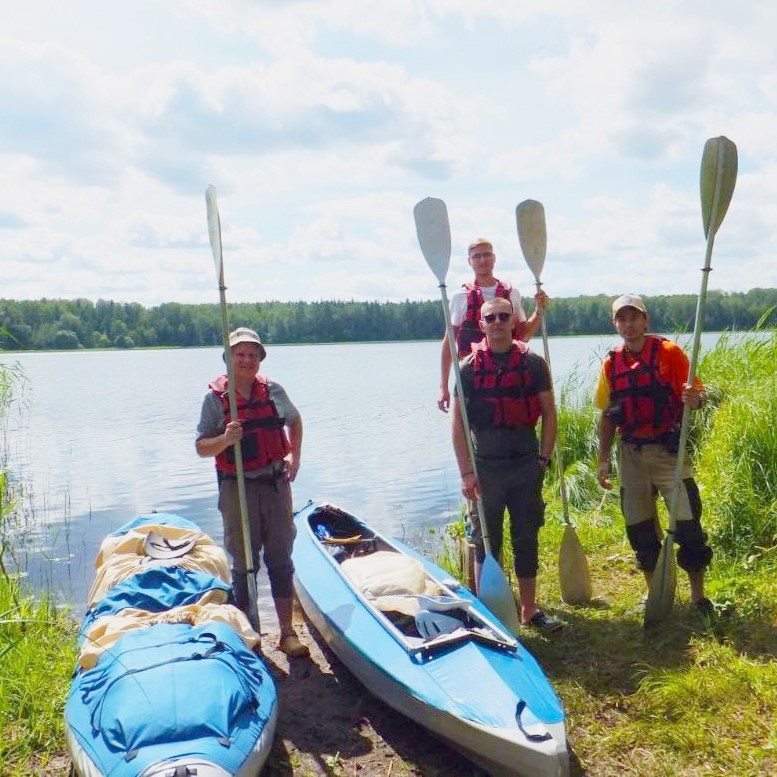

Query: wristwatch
[537,455,551,467]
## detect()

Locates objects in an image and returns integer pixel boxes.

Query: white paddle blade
[516,199,547,281]
[413,197,451,284]
[700,136,737,239]
[205,184,223,278]
[558,524,592,605]
[643,537,677,627]
[479,555,522,636]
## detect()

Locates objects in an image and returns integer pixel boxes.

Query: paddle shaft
[208,192,259,630]
[666,142,727,532]
[217,284,256,574]
[438,282,497,557]
[532,278,572,526]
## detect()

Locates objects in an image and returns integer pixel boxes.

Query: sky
[1,0,776,307]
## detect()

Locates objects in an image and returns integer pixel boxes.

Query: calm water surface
[1,333,723,619]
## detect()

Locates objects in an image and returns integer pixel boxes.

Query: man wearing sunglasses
[451,297,562,632]
[438,238,548,412]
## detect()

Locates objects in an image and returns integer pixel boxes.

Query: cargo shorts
[618,442,698,527]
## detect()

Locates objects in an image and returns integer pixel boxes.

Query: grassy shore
[1,329,775,775]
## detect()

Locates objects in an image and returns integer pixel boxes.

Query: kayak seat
[341,551,443,599]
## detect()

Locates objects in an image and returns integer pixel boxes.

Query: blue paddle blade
[479,555,522,636]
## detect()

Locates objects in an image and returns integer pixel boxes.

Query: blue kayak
[292,501,569,777]
[65,513,278,777]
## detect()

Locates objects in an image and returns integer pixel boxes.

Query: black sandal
[526,611,564,633]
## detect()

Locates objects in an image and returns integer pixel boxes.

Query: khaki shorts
[618,442,696,527]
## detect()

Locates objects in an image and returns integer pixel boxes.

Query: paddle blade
[414,197,451,284]
[479,554,522,636]
[643,536,677,627]
[700,136,738,239]
[516,199,547,281]
[558,524,592,605]
[205,184,223,278]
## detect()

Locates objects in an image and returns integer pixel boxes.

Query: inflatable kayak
[65,513,278,777]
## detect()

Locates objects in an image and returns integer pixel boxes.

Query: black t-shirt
[458,348,551,460]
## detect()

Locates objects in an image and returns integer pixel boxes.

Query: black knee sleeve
[626,519,661,573]
[674,478,711,571]
[675,520,713,572]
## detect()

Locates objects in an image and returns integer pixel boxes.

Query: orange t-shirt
[595,336,704,411]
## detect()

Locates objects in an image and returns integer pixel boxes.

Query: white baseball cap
[228,327,266,360]
[612,294,647,316]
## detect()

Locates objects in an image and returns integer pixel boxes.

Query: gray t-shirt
[197,377,300,477]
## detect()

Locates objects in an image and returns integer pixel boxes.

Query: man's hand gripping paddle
[414,197,522,636]
[516,199,593,605]
[205,184,260,632]
[644,137,737,627]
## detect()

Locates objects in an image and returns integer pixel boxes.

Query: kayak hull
[292,501,569,777]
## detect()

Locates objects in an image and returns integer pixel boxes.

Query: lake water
[0,332,724,621]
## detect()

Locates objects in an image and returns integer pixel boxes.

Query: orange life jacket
[457,279,513,357]
[210,375,290,474]
[608,336,682,442]
[468,340,542,428]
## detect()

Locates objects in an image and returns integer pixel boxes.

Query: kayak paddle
[414,196,522,636]
[516,199,593,605]
[205,184,261,632]
[644,136,738,626]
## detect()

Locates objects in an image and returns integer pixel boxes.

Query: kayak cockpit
[305,503,518,657]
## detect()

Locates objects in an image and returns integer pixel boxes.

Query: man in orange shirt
[596,295,714,617]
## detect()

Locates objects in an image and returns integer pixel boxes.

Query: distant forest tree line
[0,289,774,351]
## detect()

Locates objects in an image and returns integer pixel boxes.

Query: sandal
[278,633,310,658]
[693,597,717,621]
[525,611,564,633]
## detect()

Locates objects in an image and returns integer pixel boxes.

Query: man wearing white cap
[595,295,714,618]
[196,327,309,656]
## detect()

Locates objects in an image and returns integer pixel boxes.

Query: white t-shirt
[449,283,527,327]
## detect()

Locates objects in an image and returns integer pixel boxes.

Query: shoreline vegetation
[1,289,775,351]
[1,328,776,775]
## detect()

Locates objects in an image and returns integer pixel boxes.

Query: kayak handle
[515,700,552,742]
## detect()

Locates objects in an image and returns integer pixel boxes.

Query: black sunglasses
[482,312,511,324]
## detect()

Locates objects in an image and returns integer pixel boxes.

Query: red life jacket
[456,279,513,357]
[468,340,543,428]
[607,336,682,442]
[209,375,290,474]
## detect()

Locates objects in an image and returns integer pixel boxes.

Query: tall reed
[695,329,777,563]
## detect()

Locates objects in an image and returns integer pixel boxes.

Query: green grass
[0,577,78,775]
[522,514,777,777]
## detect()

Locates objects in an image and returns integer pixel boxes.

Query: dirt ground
[261,619,488,777]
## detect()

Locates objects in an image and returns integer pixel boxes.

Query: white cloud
[0,1,775,307]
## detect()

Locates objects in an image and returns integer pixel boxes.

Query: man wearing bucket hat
[595,295,714,618]
[196,327,308,657]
